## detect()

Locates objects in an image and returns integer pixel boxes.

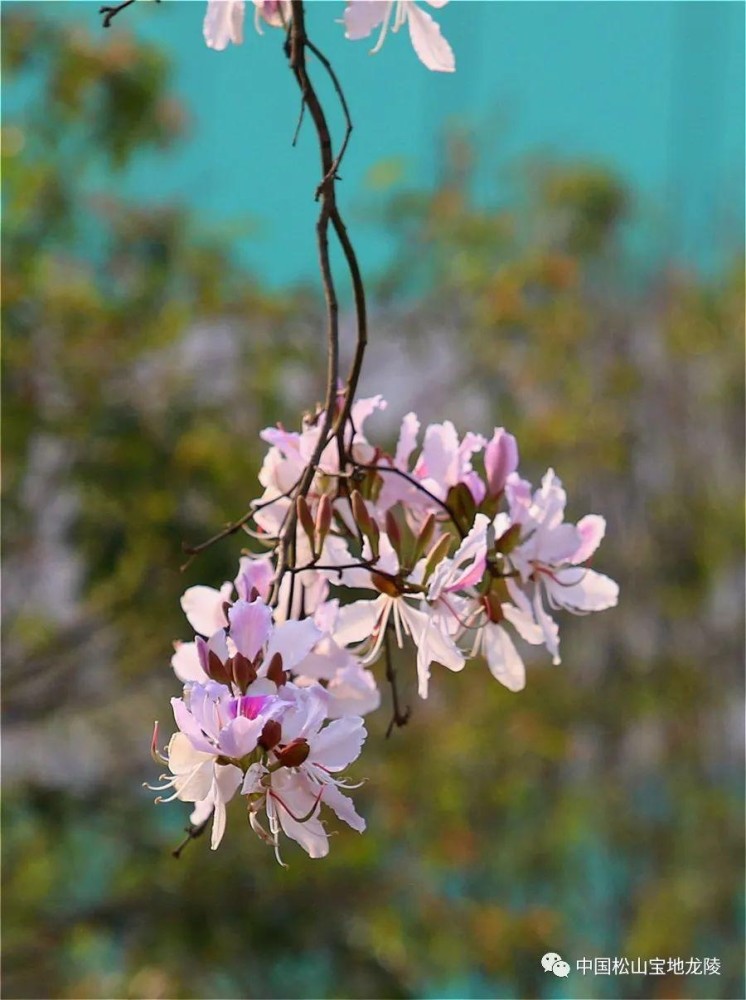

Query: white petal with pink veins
[270,772,329,858]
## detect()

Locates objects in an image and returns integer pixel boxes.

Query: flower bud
[484,428,518,498]
[315,493,332,549]
[351,489,372,533]
[351,489,380,558]
[482,590,504,624]
[371,572,401,598]
[296,495,316,553]
[384,507,402,553]
[274,738,310,768]
[422,532,453,584]
[265,651,287,687]
[258,719,282,752]
[447,482,477,532]
[231,652,257,693]
[494,522,522,555]
[207,649,232,686]
[413,512,436,563]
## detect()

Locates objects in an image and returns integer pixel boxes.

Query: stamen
[370,1,394,55]
[150,721,168,765]
[269,785,324,824]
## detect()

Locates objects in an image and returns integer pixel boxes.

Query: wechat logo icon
[542,953,571,978]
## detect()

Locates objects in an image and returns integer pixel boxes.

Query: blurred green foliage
[2,12,744,1000]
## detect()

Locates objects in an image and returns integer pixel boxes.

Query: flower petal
[180,583,231,636]
[321,782,366,832]
[484,623,526,692]
[266,618,322,673]
[343,0,388,40]
[228,598,273,661]
[407,1,455,72]
[204,0,245,50]
[310,716,367,771]
[171,641,208,684]
[571,514,607,564]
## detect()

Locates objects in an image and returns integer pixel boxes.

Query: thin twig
[100,0,158,28]
[172,815,211,859]
[304,38,354,195]
[384,629,411,738]
[355,462,466,537]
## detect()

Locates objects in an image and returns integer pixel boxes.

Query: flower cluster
[204,0,456,73]
[152,395,618,861]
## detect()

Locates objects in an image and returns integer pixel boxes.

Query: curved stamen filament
[370,1,395,54]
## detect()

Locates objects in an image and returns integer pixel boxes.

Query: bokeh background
[2,2,744,998]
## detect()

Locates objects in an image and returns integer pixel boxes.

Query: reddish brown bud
[266,652,287,687]
[371,572,401,598]
[483,591,504,624]
[231,652,257,692]
[274,738,310,768]
[207,650,231,686]
[258,719,282,752]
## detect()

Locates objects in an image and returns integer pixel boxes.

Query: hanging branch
[271,0,367,600]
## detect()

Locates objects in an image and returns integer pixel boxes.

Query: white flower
[148,729,243,850]
[343,0,455,73]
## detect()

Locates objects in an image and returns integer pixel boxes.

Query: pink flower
[504,470,618,664]
[241,686,367,861]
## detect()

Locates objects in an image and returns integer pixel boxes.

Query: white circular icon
[541,952,562,972]
[541,953,571,977]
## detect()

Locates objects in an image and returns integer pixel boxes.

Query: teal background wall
[33,0,745,285]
